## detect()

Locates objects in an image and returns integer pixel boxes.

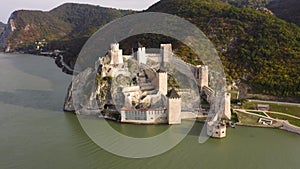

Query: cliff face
[0,11,72,52]
[0,3,133,52]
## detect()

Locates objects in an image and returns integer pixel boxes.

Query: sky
[0,0,160,23]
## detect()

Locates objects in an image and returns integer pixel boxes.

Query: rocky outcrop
[63,67,100,115]
[63,82,75,112]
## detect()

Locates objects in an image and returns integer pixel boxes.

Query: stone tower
[195,65,209,89]
[207,121,226,138]
[157,69,168,95]
[167,89,181,124]
[109,43,123,65]
[160,44,172,66]
[222,93,231,119]
[137,46,146,65]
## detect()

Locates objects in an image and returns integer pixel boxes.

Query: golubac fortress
[95,43,231,138]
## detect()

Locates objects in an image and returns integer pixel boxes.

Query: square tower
[167,89,181,124]
[109,43,123,65]
[195,65,209,89]
[222,93,231,119]
[137,47,146,64]
[160,44,172,66]
[157,69,168,95]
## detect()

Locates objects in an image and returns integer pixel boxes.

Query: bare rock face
[63,67,99,114]
[63,82,75,112]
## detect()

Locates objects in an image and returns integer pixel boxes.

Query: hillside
[222,0,271,8]
[146,0,300,97]
[0,0,299,98]
[221,0,300,26]
[267,0,300,26]
[0,3,133,55]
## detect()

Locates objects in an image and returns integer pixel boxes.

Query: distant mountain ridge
[0,22,6,33]
[0,3,133,54]
[0,22,6,27]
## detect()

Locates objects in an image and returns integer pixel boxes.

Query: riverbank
[234,109,300,135]
[3,50,76,75]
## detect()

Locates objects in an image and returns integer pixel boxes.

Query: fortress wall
[181,112,197,119]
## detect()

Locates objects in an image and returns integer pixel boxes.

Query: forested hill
[49,3,133,38]
[222,0,272,8]
[0,3,133,55]
[0,0,299,97]
[221,0,300,26]
[146,0,300,97]
[267,0,300,26]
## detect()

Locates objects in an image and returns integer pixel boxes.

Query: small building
[257,104,270,111]
[258,118,273,125]
[207,121,226,138]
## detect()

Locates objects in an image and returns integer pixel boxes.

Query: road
[248,99,300,106]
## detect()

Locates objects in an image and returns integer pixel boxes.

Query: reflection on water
[0,53,300,169]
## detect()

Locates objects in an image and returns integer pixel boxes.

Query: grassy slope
[243,101,300,117]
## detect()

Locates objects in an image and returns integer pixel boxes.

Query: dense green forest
[2,3,133,56]
[267,0,300,26]
[222,0,300,26]
[1,0,299,97]
[146,0,300,97]
[222,0,271,8]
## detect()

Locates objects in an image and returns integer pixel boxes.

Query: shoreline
[73,110,300,136]
[236,122,300,135]
[234,111,300,135]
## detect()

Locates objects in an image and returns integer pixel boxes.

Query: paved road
[248,99,300,106]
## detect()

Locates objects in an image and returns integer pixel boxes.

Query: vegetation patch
[267,113,300,127]
[247,110,267,117]
[243,101,300,117]
[235,110,260,125]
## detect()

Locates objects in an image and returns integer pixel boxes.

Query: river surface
[0,53,300,169]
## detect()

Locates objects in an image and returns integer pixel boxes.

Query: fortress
[97,43,231,138]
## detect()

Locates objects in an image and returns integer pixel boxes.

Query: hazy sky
[0,0,160,23]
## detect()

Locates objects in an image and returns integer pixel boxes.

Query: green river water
[0,53,299,169]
